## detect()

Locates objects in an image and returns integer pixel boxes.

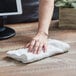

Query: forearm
[38,0,54,34]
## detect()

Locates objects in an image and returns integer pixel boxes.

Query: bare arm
[26,0,54,54]
[38,0,54,34]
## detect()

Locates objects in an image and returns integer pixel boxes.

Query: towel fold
[7,39,70,63]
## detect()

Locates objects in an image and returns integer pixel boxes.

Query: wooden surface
[0,22,76,76]
[59,8,76,29]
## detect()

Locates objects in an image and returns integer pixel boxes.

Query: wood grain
[0,22,76,76]
[59,8,76,29]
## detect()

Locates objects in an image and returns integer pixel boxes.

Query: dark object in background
[0,0,17,13]
[0,16,16,40]
[53,7,59,20]
[0,0,22,40]
[7,0,59,24]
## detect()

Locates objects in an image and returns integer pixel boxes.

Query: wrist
[38,25,49,35]
[37,31,48,38]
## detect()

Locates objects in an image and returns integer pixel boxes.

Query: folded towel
[7,39,70,63]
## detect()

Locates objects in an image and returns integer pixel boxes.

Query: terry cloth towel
[7,39,70,63]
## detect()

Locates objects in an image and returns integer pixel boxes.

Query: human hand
[26,32,48,54]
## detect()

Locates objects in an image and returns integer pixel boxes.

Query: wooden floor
[0,22,76,76]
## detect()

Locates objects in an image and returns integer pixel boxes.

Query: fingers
[43,43,47,53]
[26,39,47,54]
[32,40,40,54]
[26,43,30,48]
[28,39,35,52]
[26,39,43,54]
[37,43,43,54]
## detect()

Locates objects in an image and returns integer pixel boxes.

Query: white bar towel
[7,39,70,63]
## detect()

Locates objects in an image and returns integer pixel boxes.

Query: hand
[25,32,48,54]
